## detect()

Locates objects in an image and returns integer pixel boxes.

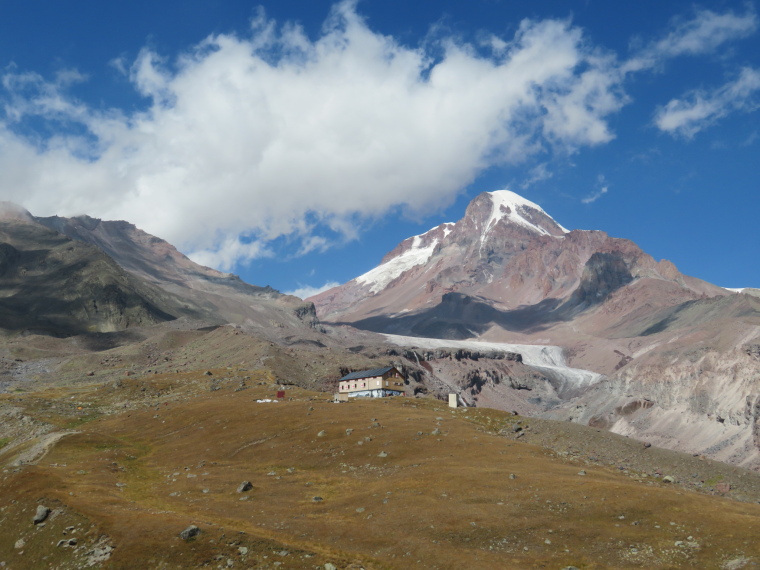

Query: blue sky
[1,1,758,296]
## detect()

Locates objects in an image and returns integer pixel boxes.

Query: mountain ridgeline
[0,202,320,337]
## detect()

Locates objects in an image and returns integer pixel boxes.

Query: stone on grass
[180,525,201,540]
[317,430,326,437]
[237,481,253,493]
[33,505,50,525]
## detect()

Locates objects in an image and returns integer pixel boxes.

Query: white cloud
[519,163,554,189]
[626,6,757,72]
[581,174,609,204]
[284,281,340,299]
[581,186,608,204]
[654,67,760,138]
[3,2,745,271]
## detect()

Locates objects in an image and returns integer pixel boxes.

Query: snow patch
[356,236,437,293]
[724,287,746,293]
[382,333,601,388]
[355,222,456,293]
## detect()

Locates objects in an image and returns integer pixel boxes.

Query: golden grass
[2,374,760,568]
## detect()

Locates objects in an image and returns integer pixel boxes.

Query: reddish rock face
[310,190,724,337]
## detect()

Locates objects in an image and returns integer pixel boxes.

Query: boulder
[33,505,51,525]
[180,525,201,540]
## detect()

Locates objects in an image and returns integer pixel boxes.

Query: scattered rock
[663,476,675,483]
[723,556,753,570]
[180,525,201,540]
[317,430,326,437]
[237,481,253,493]
[577,470,586,476]
[378,451,388,458]
[312,496,323,503]
[345,428,353,435]
[324,564,337,570]
[204,371,213,376]
[509,473,517,480]
[14,538,25,550]
[716,481,731,494]
[84,538,114,566]
[33,505,50,524]
[643,442,652,448]
[431,428,441,436]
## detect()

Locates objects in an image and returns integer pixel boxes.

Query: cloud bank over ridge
[0,2,756,270]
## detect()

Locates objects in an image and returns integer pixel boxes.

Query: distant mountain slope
[0,203,320,338]
[0,206,181,336]
[33,212,320,334]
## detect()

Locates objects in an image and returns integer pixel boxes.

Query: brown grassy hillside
[2,366,760,569]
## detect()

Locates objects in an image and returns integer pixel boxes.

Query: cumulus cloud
[0,2,753,270]
[655,67,760,138]
[0,2,636,270]
[284,281,341,300]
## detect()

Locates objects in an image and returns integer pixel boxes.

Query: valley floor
[3,365,760,569]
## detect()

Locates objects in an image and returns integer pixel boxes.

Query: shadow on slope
[338,251,635,340]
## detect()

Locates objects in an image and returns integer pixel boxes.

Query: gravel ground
[501,415,760,504]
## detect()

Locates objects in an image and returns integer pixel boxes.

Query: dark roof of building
[339,366,396,381]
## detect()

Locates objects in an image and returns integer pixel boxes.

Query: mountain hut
[337,366,405,399]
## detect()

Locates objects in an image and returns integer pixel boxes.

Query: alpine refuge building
[338,367,405,399]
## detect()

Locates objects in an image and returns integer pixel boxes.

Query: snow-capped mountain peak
[483,190,569,236]
[352,189,569,294]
